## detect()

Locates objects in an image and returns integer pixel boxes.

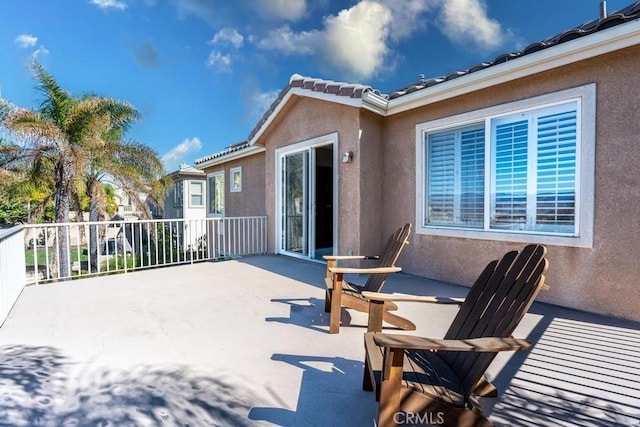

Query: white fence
[0,225,27,326]
[23,216,268,285]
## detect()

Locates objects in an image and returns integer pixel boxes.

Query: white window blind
[536,109,577,232]
[491,119,529,229]
[459,127,485,227]
[427,132,455,224]
[427,125,484,228]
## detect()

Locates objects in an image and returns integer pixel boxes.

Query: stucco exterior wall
[200,153,266,218]
[258,96,365,256]
[358,109,385,256]
[380,45,640,321]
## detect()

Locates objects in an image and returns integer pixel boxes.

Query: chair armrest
[362,291,464,304]
[373,334,532,352]
[323,255,380,261]
[328,266,401,274]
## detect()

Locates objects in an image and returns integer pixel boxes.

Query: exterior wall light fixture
[342,151,353,163]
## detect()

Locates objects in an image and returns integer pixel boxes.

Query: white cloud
[255,0,307,21]
[253,0,505,80]
[257,25,317,55]
[162,137,203,171]
[14,34,38,48]
[210,28,244,49]
[171,0,217,26]
[205,51,232,72]
[257,1,393,80]
[90,0,127,10]
[32,46,50,60]
[439,0,503,49]
[320,1,393,79]
[378,0,437,41]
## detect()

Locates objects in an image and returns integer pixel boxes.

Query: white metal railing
[23,216,267,285]
[0,225,27,325]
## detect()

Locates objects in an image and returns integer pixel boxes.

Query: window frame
[415,84,595,248]
[188,180,204,208]
[230,166,242,193]
[207,171,225,217]
[173,180,183,208]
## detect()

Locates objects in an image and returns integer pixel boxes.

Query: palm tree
[0,61,166,278]
[84,138,166,272]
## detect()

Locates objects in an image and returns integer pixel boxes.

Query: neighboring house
[164,165,207,221]
[163,165,207,249]
[192,3,640,321]
[110,182,161,220]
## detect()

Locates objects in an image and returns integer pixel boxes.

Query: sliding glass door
[277,136,336,260]
[282,151,309,255]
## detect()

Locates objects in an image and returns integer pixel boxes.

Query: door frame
[275,132,338,259]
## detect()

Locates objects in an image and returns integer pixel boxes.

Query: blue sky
[0,0,632,171]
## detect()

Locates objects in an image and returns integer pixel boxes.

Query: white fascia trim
[388,19,640,116]
[361,91,389,115]
[249,88,364,145]
[195,146,265,170]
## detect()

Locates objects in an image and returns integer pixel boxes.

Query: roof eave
[195,145,266,170]
[387,19,640,115]
[248,87,365,145]
[362,91,389,115]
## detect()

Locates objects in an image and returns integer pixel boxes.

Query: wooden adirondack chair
[323,223,412,334]
[362,244,549,427]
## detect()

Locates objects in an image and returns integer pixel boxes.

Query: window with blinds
[427,125,484,228]
[423,100,578,236]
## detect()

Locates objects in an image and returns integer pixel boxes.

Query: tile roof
[387,1,640,99]
[194,141,250,165]
[247,74,380,142]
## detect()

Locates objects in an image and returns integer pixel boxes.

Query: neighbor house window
[208,172,224,215]
[189,181,204,207]
[230,166,242,192]
[173,181,183,208]
[416,85,595,247]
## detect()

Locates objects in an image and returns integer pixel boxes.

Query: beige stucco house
[192,4,640,322]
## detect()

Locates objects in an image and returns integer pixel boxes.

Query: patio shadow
[0,345,68,425]
[266,297,357,334]
[0,345,258,426]
[487,304,640,426]
[237,255,327,289]
[248,353,376,427]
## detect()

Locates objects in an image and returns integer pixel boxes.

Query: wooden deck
[0,255,638,426]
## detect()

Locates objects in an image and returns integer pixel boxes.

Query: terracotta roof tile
[247,74,379,142]
[194,141,250,165]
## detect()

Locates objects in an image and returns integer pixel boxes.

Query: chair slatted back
[363,223,412,292]
[441,244,548,396]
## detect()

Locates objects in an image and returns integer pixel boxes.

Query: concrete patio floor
[0,255,639,426]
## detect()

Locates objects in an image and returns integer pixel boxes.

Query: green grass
[25,248,89,267]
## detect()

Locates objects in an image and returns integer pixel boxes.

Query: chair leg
[378,348,404,427]
[329,273,344,334]
[324,288,331,313]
